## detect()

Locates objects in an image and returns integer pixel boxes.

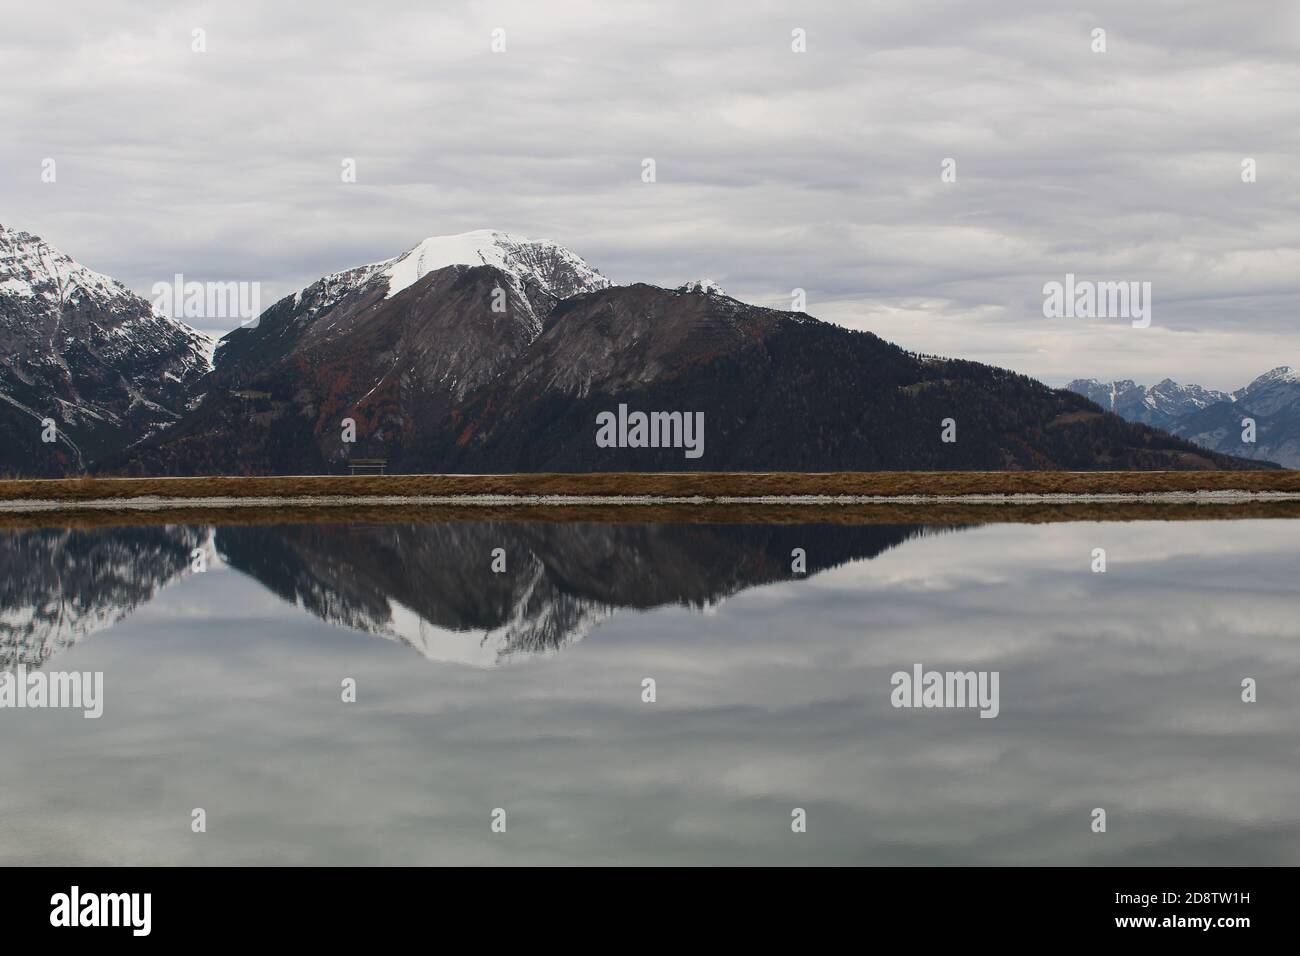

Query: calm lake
[2,516,1297,865]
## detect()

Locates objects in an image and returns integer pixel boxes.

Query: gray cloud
[1,0,1297,389]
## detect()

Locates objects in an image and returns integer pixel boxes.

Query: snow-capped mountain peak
[380,229,610,301]
[1234,365,1300,416]
[1066,375,1232,423]
[676,277,726,296]
[0,222,135,309]
[1243,365,1299,388]
[274,230,611,337]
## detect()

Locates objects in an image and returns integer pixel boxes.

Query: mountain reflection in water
[2,516,1298,865]
[2,521,947,668]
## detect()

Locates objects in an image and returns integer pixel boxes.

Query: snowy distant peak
[380,229,609,301]
[1064,375,1236,433]
[0,222,139,309]
[1234,365,1300,416]
[1073,368,1300,416]
[1068,364,1300,468]
[1146,378,1232,409]
[677,277,726,296]
[1244,366,1299,388]
[1067,376,1231,413]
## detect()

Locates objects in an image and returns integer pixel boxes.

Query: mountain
[408,283,1271,472]
[1067,367,1300,467]
[117,230,609,474]
[111,231,1270,474]
[214,229,610,377]
[0,223,211,476]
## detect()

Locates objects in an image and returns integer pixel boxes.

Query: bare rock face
[0,223,210,475]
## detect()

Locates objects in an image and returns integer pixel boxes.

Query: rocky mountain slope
[0,223,211,476]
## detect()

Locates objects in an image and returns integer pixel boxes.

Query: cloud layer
[2,0,1297,388]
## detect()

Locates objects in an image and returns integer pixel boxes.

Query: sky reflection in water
[1,517,1297,865]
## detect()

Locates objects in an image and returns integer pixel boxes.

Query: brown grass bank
[2,469,1299,504]
[1,471,1299,530]
[2,498,1300,532]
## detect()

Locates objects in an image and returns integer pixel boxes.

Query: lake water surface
[2,516,1297,865]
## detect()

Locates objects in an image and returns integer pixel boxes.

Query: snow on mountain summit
[380,229,610,301]
[677,278,726,295]
[276,230,611,338]
[1233,365,1300,417]
[0,222,135,308]
[1246,365,1299,387]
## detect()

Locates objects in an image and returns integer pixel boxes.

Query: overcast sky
[2,0,1297,389]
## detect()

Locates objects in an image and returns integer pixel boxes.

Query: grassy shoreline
[3,469,1300,503]
[2,498,1300,531]
[1,471,1299,529]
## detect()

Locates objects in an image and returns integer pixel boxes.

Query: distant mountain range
[1067,367,1300,468]
[0,221,1279,476]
